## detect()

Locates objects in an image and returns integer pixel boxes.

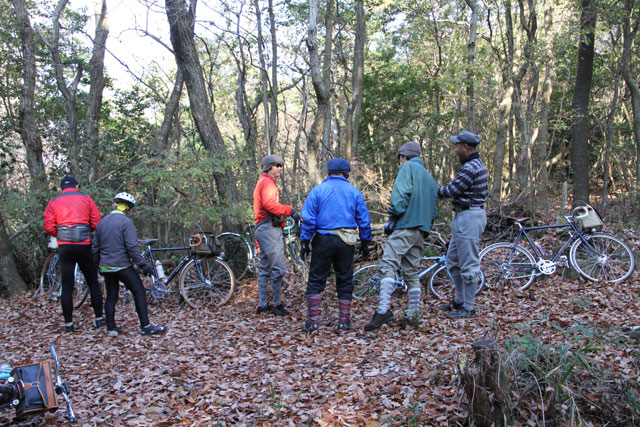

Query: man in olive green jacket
[365,141,438,331]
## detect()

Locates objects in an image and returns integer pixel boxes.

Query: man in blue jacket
[365,141,438,331]
[300,159,372,332]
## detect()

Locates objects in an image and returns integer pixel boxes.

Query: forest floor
[1,228,639,426]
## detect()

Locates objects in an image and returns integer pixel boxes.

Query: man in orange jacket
[253,155,299,316]
[44,176,104,333]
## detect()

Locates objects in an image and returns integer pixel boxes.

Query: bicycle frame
[143,244,195,287]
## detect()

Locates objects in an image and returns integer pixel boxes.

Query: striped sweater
[438,152,488,207]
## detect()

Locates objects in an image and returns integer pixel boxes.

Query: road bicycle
[352,232,486,302]
[216,224,259,281]
[479,204,635,292]
[138,233,235,308]
[282,217,309,288]
[0,345,74,423]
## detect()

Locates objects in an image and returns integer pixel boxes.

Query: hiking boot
[399,314,421,329]
[364,310,393,331]
[272,304,289,316]
[256,304,272,314]
[337,319,351,331]
[447,308,476,319]
[94,318,106,329]
[107,327,124,337]
[64,324,74,333]
[303,320,319,332]
[141,323,166,336]
[441,300,463,311]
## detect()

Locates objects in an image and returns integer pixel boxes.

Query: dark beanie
[261,154,284,173]
[450,130,481,146]
[397,141,422,158]
[327,158,351,178]
[60,176,78,189]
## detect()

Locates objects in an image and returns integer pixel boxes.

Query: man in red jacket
[44,176,104,333]
[253,155,299,316]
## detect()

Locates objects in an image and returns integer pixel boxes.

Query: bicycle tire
[39,252,62,301]
[282,238,309,288]
[217,232,252,281]
[179,257,235,308]
[428,265,486,301]
[479,242,537,291]
[352,264,381,301]
[72,267,89,309]
[569,233,635,282]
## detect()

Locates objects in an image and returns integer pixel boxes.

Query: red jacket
[253,174,292,227]
[44,188,101,245]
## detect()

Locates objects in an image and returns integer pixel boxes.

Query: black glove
[360,240,370,260]
[139,263,155,277]
[384,219,396,236]
[290,208,300,222]
[300,240,310,259]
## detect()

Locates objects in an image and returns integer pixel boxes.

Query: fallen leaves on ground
[1,251,639,426]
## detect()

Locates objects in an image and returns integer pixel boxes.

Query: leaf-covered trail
[1,270,638,426]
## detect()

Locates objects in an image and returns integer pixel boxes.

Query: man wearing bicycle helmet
[365,142,438,331]
[438,130,488,319]
[44,176,104,333]
[300,158,372,332]
[253,155,300,316]
[92,192,166,336]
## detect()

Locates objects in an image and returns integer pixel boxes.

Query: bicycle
[138,233,236,308]
[282,216,309,288]
[0,345,74,422]
[217,224,259,281]
[39,249,92,309]
[479,204,635,292]
[352,232,486,302]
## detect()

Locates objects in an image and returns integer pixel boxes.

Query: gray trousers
[255,222,286,307]
[376,228,424,314]
[447,207,487,311]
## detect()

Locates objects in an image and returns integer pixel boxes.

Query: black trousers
[103,267,149,329]
[58,244,103,323]
[306,233,355,300]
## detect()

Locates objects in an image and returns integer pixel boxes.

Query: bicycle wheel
[428,265,486,301]
[569,234,635,282]
[217,232,251,281]
[479,242,537,291]
[39,252,62,302]
[282,239,309,288]
[352,264,381,301]
[179,257,235,308]
[72,266,89,309]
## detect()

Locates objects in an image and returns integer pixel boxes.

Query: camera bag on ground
[10,361,58,418]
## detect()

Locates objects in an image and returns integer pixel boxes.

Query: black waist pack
[269,214,284,227]
[56,224,90,242]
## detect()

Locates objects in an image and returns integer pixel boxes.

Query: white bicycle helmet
[114,192,136,208]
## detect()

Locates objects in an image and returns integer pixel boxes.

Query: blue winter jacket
[301,176,372,242]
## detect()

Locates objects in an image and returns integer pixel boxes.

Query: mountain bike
[0,345,74,422]
[216,224,259,281]
[352,232,486,302]
[138,233,236,308]
[479,204,635,292]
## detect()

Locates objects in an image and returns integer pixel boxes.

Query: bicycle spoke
[479,243,537,292]
[570,234,635,282]
[179,257,235,308]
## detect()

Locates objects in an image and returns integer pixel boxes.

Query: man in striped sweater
[438,130,488,319]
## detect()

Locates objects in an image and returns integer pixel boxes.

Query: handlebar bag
[579,204,604,233]
[190,233,222,256]
[10,361,58,417]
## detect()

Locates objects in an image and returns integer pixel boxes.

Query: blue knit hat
[327,158,351,178]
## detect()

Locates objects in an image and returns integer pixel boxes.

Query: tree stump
[460,339,513,427]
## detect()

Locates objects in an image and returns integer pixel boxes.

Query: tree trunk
[0,210,27,296]
[345,0,365,162]
[10,0,47,192]
[254,0,271,154]
[267,0,279,151]
[464,0,479,132]
[165,0,239,219]
[155,68,184,155]
[570,0,596,206]
[86,0,108,183]
[42,0,83,175]
[307,0,334,185]
[620,0,640,222]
